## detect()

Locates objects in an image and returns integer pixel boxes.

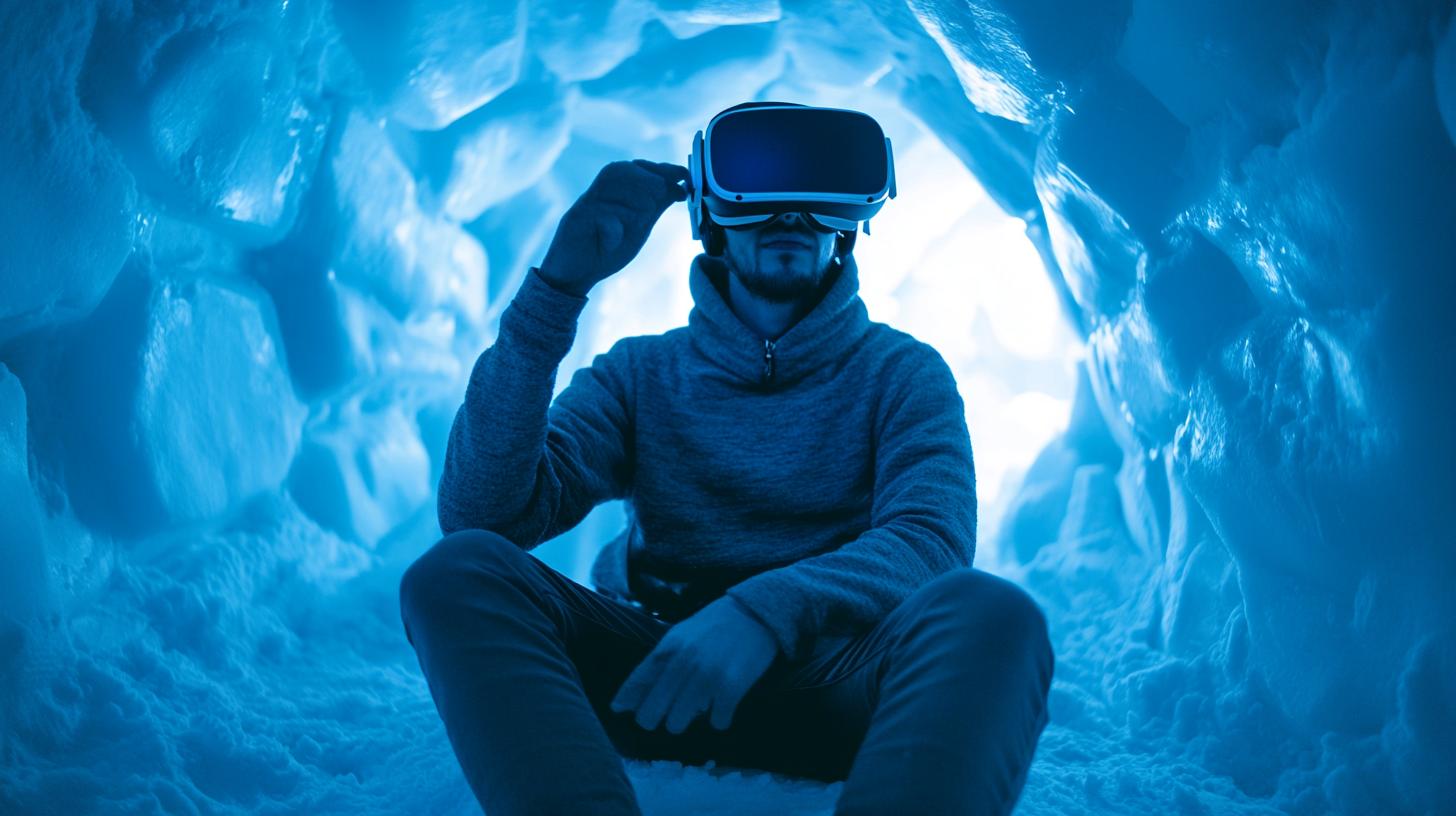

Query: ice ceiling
[2,1,1454,814]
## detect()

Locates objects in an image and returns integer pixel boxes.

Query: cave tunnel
[2,1,1454,813]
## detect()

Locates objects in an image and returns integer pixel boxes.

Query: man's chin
[736,271,820,303]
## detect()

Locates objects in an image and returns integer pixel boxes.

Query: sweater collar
[687,252,871,388]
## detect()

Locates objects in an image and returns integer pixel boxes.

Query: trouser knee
[399,528,533,626]
[909,569,1054,669]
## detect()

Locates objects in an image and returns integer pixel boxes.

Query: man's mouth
[762,235,810,250]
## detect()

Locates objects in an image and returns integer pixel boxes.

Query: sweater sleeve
[724,344,977,661]
[436,267,634,548]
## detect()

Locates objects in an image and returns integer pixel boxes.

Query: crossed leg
[400,529,1053,815]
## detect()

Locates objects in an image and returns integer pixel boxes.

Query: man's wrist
[719,596,780,653]
[533,264,590,299]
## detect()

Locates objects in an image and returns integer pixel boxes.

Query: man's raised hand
[537,159,689,297]
[610,596,780,734]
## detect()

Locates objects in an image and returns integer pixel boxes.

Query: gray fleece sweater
[437,252,977,661]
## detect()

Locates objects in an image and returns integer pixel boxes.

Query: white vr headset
[687,102,897,238]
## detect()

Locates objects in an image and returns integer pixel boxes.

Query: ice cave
[2,0,1454,813]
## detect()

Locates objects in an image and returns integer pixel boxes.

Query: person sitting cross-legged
[400,103,1055,816]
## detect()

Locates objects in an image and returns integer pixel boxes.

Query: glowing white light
[829,120,1080,545]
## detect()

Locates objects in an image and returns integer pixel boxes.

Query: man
[400,102,1054,816]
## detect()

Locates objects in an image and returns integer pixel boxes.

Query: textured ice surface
[80,1,330,245]
[21,270,306,535]
[0,366,47,625]
[334,0,527,130]
[3,1,1454,814]
[420,78,578,223]
[289,402,432,548]
[330,112,488,324]
[0,3,137,343]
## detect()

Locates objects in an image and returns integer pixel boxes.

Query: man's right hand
[537,159,690,297]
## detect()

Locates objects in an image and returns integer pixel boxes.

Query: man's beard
[727,250,833,303]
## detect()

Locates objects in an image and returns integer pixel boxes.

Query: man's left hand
[611,596,780,734]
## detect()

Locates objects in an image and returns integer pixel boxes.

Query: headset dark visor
[688,104,897,238]
[707,108,890,197]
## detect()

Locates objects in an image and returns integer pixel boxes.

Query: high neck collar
[687,253,871,388]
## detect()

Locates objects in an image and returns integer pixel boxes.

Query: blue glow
[2,2,1453,814]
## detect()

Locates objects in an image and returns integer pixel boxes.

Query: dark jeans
[400,530,1054,815]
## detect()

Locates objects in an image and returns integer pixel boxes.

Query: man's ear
[835,229,857,258]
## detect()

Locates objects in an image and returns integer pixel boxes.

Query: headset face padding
[706,219,725,256]
[700,215,856,261]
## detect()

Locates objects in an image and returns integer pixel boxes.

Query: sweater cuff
[496,266,590,359]
[725,574,812,662]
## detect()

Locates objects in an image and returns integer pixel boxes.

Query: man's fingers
[708,684,746,731]
[611,649,668,714]
[579,160,687,229]
[630,159,690,204]
[633,159,690,186]
[588,177,676,211]
[633,656,700,731]
[592,187,664,213]
[592,160,684,201]
[584,162,656,206]
[663,672,714,735]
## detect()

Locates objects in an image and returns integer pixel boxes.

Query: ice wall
[2,1,1454,814]
[986,1,1456,809]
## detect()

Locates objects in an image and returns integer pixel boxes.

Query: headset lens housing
[687,104,897,242]
[715,212,857,232]
[708,109,889,197]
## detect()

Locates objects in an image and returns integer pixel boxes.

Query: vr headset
[687,103,897,244]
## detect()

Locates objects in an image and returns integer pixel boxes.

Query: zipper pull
[763,338,776,383]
